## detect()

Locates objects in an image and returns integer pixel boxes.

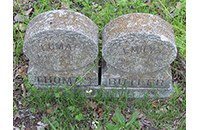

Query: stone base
[32,84,174,98]
[100,60,174,98]
[27,59,99,87]
[27,59,174,98]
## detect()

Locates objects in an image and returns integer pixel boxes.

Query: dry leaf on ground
[14,90,21,95]
[21,84,26,98]
[97,107,103,117]
[37,121,48,130]
[151,102,159,107]
[14,14,29,22]
[176,2,183,10]
[61,2,69,10]
[13,126,20,130]
[16,65,28,79]
[14,112,21,120]
[25,8,32,16]
[87,99,97,110]
[145,0,153,7]
[126,114,132,119]
[156,107,167,114]
[19,24,26,31]
[47,108,54,114]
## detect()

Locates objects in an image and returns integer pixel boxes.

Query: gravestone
[23,10,99,89]
[101,13,177,98]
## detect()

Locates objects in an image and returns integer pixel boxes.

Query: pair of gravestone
[23,10,177,98]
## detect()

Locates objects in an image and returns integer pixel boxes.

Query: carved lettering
[156,80,164,86]
[107,78,166,88]
[122,45,163,55]
[66,44,72,50]
[36,76,93,85]
[130,79,137,86]
[84,77,91,85]
[123,47,130,54]
[119,79,126,86]
[131,46,138,53]
[108,78,118,86]
[37,76,44,83]
[40,42,76,52]
[46,76,53,83]
[54,77,60,84]
[59,43,64,49]
[63,77,72,85]
[147,79,152,86]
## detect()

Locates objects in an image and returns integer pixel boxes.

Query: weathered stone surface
[101,13,176,98]
[23,10,99,86]
[101,61,174,98]
[101,63,172,88]
[28,58,99,86]
[102,13,177,74]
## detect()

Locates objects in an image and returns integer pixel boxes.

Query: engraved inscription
[24,31,98,71]
[103,33,177,74]
[122,44,162,55]
[35,76,93,85]
[106,78,167,88]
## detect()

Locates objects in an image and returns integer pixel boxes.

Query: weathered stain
[103,13,175,46]
[138,76,144,79]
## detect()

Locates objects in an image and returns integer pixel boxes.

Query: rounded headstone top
[23,10,98,72]
[102,13,177,74]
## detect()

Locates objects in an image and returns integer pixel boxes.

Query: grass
[13,0,186,129]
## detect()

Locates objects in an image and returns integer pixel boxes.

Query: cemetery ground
[13,0,186,130]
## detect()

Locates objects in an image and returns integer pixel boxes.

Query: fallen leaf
[126,114,132,119]
[37,121,48,128]
[14,14,29,22]
[14,23,25,31]
[138,112,144,119]
[178,97,184,102]
[156,107,167,114]
[21,84,26,98]
[145,0,153,7]
[140,116,152,127]
[60,2,69,10]
[47,108,54,114]
[14,90,21,95]
[16,65,28,79]
[18,101,22,105]
[151,102,159,107]
[139,124,144,129]
[88,99,97,110]
[20,124,26,130]
[36,126,45,130]
[97,107,103,117]
[14,112,21,120]
[25,8,32,16]
[13,126,20,130]
[176,2,183,10]
[19,24,26,31]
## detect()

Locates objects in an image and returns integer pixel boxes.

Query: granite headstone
[101,13,177,98]
[23,10,99,88]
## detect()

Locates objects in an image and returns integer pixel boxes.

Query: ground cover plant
[13,0,186,129]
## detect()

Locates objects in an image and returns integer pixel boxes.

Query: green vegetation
[105,108,139,130]
[13,0,186,129]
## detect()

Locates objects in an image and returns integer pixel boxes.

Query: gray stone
[23,10,99,87]
[101,13,177,98]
